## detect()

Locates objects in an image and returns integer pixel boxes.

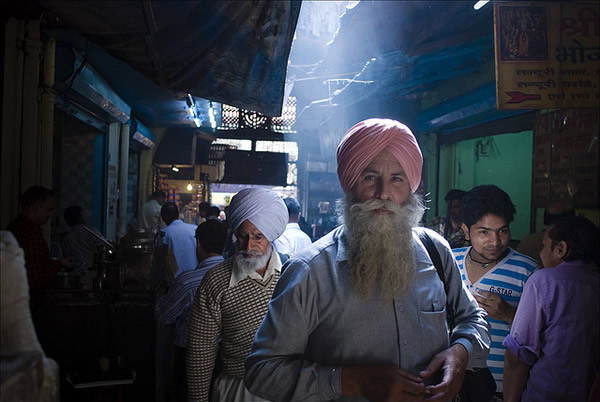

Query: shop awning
[40,1,301,118]
[416,83,530,134]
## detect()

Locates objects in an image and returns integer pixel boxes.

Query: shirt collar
[19,214,41,229]
[229,246,281,288]
[197,255,224,271]
[336,225,349,262]
[336,225,426,264]
[556,260,598,271]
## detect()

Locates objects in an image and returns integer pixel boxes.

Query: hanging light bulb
[473,0,489,10]
[187,182,193,192]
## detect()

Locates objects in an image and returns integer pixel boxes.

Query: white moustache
[239,250,264,258]
[351,199,402,214]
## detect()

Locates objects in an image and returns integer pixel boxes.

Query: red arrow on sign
[505,92,541,104]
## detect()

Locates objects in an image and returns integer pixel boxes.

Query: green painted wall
[434,131,533,240]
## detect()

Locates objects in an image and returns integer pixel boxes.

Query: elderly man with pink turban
[246,118,491,401]
[186,187,288,402]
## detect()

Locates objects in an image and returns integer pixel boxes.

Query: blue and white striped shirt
[453,247,538,392]
[155,255,224,347]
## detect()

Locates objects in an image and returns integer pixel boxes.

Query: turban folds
[228,188,288,242]
[336,118,423,193]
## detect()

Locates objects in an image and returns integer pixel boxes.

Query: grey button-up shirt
[245,225,490,401]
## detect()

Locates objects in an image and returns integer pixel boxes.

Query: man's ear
[462,223,470,240]
[556,240,569,260]
[30,203,41,219]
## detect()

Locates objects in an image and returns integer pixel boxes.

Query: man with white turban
[186,188,287,402]
[246,118,491,401]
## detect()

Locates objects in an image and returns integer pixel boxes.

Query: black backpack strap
[417,228,455,326]
[417,229,447,293]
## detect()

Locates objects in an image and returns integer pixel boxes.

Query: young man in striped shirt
[453,185,539,400]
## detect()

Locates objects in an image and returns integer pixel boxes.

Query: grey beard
[234,245,272,276]
[341,193,425,300]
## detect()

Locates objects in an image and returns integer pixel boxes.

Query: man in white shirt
[273,197,312,259]
[139,191,166,230]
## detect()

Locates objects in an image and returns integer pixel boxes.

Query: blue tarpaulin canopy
[416,83,530,134]
[41,1,301,120]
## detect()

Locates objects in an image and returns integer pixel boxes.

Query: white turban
[228,188,288,242]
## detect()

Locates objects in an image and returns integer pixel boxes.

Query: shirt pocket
[418,299,446,329]
[418,301,449,364]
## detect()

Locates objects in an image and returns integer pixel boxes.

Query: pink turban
[336,118,423,193]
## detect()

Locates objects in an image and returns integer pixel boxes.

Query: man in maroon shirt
[6,186,72,308]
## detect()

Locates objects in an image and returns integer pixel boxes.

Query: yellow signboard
[494,2,599,109]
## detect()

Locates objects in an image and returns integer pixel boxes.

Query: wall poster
[494,2,599,109]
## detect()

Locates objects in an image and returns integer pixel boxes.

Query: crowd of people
[1,117,598,402]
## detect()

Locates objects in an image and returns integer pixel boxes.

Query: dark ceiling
[35,0,300,128]
[6,1,524,136]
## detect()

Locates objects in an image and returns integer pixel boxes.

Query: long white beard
[234,246,272,276]
[341,193,425,300]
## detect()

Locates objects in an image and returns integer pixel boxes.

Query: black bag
[459,368,496,402]
[417,229,497,402]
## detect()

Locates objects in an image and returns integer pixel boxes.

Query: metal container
[93,245,120,290]
[56,271,80,289]
[118,228,163,291]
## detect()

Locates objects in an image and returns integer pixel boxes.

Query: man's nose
[245,238,258,251]
[375,179,391,200]
[491,232,501,245]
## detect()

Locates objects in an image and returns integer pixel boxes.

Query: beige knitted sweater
[186,252,281,402]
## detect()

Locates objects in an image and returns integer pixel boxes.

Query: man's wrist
[452,342,468,356]
[341,366,360,396]
[505,304,516,324]
[450,342,470,369]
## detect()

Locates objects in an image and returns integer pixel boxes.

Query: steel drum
[118,228,164,291]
